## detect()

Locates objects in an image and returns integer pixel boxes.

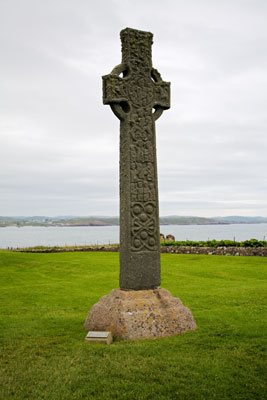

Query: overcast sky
[1,0,266,217]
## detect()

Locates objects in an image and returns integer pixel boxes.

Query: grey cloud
[0,0,266,216]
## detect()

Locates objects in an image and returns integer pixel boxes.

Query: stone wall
[16,245,266,256]
[16,246,120,253]
[160,246,267,257]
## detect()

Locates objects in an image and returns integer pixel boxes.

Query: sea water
[0,224,266,249]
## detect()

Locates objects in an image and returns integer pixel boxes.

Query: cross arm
[102,64,129,120]
[152,68,170,121]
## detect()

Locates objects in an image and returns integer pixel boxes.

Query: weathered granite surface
[102,27,170,290]
[84,288,197,340]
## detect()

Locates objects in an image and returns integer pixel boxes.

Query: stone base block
[84,288,197,340]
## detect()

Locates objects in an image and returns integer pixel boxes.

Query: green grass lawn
[0,251,266,400]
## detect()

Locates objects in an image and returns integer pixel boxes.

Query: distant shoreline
[1,221,267,228]
[1,215,267,228]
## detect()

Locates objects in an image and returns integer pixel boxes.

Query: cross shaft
[103,28,170,290]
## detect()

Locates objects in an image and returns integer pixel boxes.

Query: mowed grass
[0,251,266,400]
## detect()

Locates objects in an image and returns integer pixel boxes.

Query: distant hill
[0,216,119,226]
[55,217,119,226]
[159,216,227,225]
[0,215,266,227]
[215,216,267,223]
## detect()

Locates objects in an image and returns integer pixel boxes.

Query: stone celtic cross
[103,28,170,290]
